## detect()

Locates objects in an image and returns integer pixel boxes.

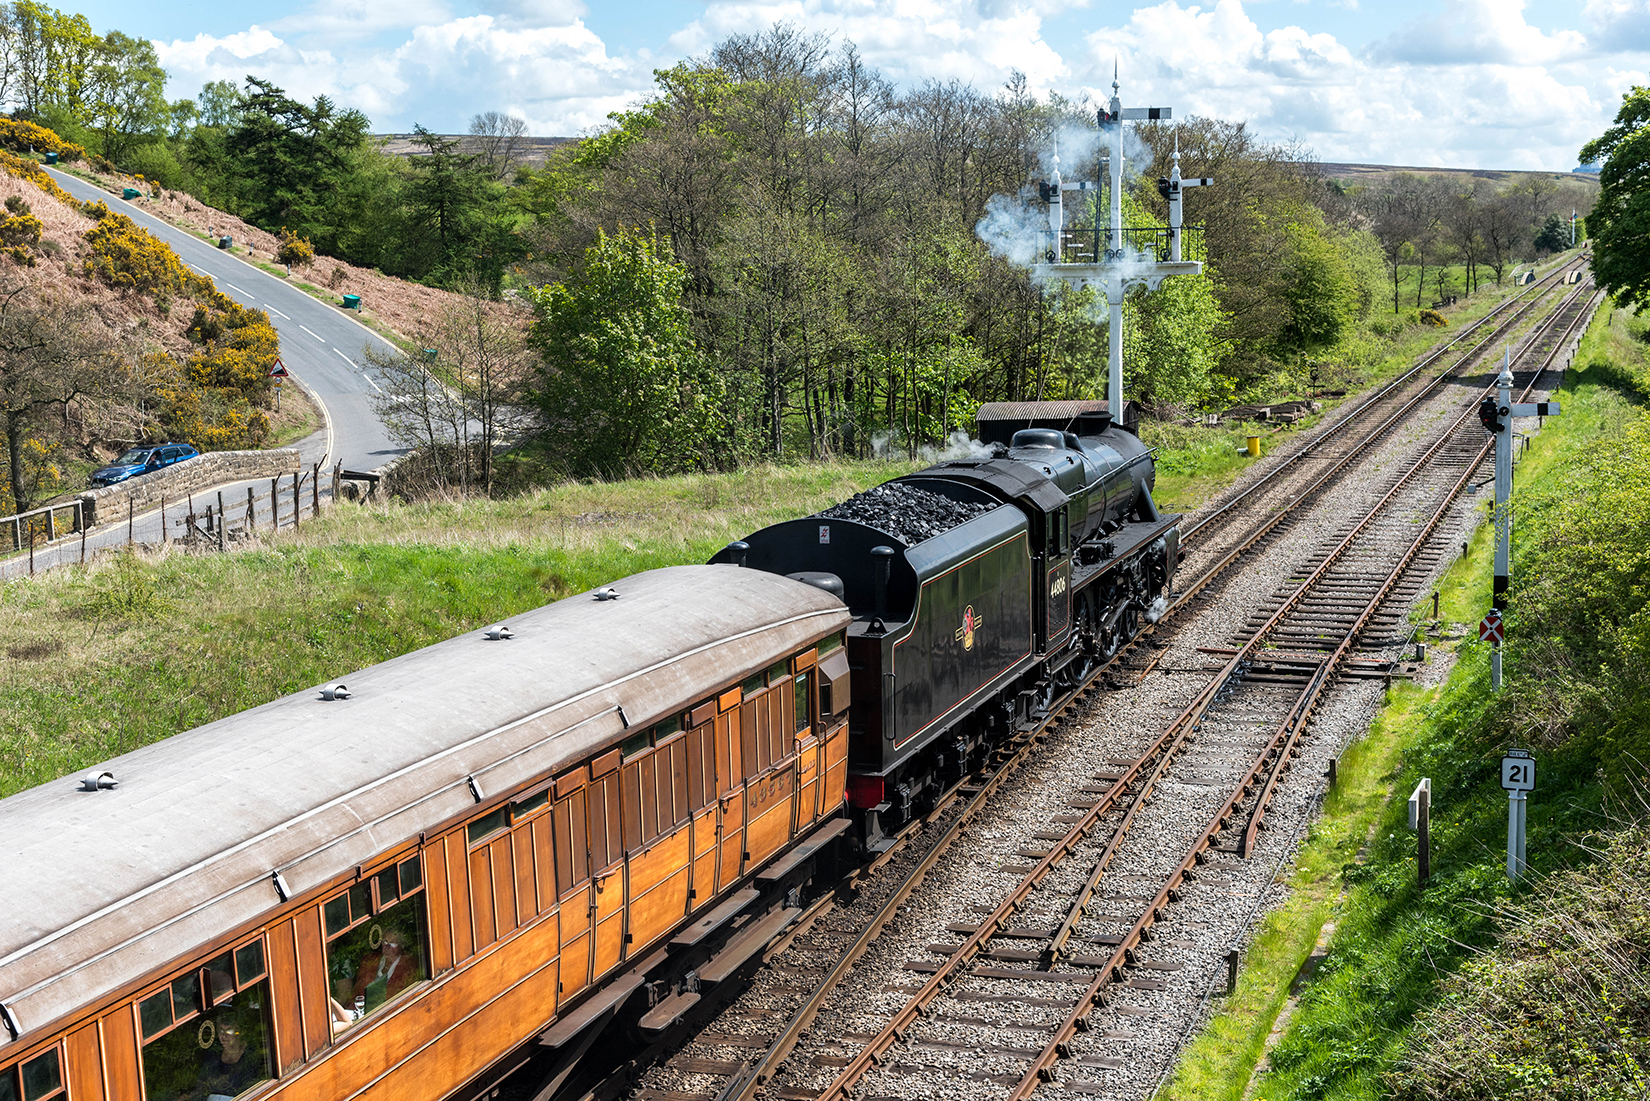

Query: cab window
[136,936,272,1101]
[324,856,428,1036]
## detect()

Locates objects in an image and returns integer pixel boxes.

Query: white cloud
[155,9,639,135]
[1066,0,1612,169]
[669,0,1073,88]
[150,0,1637,168]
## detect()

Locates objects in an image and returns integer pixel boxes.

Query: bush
[1419,308,1448,327]
[276,228,315,268]
[0,117,85,162]
[120,142,190,191]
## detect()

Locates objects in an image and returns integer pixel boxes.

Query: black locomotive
[713,400,1178,848]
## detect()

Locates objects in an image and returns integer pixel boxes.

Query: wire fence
[3,463,342,577]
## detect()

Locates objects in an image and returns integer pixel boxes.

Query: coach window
[323,855,428,1036]
[794,671,812,734]
[0,1047,65,1101]
[136,935,272,1101]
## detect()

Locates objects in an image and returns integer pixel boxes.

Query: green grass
[0,460,917,797]
[1157,295,1637,1101]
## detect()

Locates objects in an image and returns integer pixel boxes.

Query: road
[1,171,407,579]
[46,167,404,473]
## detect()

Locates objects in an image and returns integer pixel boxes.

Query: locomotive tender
[0,401,1172,1101]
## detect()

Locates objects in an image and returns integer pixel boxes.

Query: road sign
[1479,610,1504,644]
[268,358,289,378]
[1501,751,1535,791]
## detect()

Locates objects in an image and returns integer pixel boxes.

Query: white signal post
[1482,349,1559,690]
[1030,67,1207,418]
[1500,750,1535,880]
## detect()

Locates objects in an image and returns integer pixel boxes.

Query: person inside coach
[352,927,419,1008]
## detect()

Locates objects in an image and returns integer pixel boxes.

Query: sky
[62,0,1650,170]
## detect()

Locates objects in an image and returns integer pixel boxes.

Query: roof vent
[593,586,620,601]
[271,871,292,902]
[0,1002,19,1041]
[484,624,514,640]
[320,683,350,701]
[80,770,117,791]
[467,775,485,802]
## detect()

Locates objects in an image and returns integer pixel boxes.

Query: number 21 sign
[1501,751,1535,792]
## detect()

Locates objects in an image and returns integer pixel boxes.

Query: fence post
[44,506,54,542]
[247,486,256,532]
[332,461,341,505]
[270,478,279,531]
[159,497,165,545]
[292,472,300,531]
[312,463,320,517]
[217,491,227,552]
[28,522,34,575]
[127,497,134,545]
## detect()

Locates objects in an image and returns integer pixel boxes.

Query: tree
[1533,213,1569,254]
[467,110,527,181]
[527,227,720,476]
[86,30,167,162]
[0,286,124,512]
[366,276,532,495]
[225,78,372,252]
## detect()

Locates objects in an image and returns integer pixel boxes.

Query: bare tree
[0,287,125,513]
[467,110,528,180]
[365,277,531,496]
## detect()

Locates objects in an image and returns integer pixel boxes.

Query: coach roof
[0,564,848,1052]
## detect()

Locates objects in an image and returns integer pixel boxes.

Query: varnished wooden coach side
[0,569,852,1101]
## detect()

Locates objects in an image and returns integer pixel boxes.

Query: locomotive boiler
[713,400,1178,848]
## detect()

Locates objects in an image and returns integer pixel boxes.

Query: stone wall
[78,449,301,528]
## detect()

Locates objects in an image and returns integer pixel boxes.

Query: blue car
[89,443,200,487]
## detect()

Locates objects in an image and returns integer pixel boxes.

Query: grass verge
[0,460,917,797]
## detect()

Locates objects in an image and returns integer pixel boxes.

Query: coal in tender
[817,481,994,545]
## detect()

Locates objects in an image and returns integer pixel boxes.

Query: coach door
[791,656,821,832]
[741,664,798,870]
[714,688,745,891]
[551,769,595,1000]
[685,702,719,910]
[587,752,626,976]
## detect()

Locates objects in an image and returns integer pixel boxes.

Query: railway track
[592,270,1597,1101]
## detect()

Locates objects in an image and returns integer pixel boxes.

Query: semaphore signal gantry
[1030,71,1213,415]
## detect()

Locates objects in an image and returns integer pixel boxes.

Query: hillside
[0,138,306,511]
[58,160,525,346]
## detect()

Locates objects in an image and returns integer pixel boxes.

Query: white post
[1491,645,1503,691]
[1493,351,1513,613]
[1106,75,1125,416]
[1506,790,1527,879]
[1168,137,1183,263]
[1046,141,1063,261]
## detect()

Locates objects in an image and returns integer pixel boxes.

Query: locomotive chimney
[871,546,895,622]
[726,540,750,568]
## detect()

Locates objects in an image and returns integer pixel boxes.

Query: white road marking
[265,305,290,319]
[336,348,382,392]
[300,325,325,342]
[225,282,248,295]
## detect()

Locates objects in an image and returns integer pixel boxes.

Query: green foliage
[1583,87,1650,308]
[1532,214,1569,254]
[275,227,314,268]
[1391,821,1650,1101]
[1274,212,1361,354]
[1127,265,1233,408]
[528,227,721,475]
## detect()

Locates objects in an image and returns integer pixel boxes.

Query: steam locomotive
[0,401,1173,1101]
[714,399,1178,848]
